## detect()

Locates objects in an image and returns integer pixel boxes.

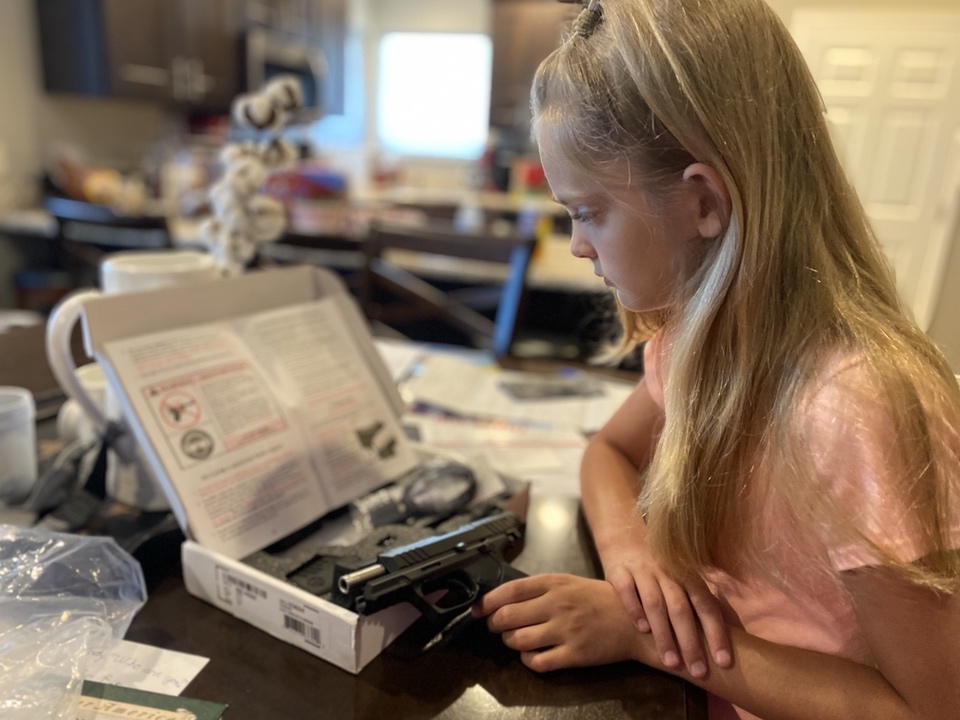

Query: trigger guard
[416,569,480,616]
[412,555,508,619]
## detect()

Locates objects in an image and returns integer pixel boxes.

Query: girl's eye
[570,209,596,223]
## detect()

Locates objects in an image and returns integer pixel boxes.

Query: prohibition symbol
[159,390,201,430]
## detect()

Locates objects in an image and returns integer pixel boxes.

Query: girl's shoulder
[799,346,960,439]
[800,349,877,422]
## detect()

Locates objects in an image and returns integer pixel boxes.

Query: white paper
[239,301,419,508]
[404,355,636,435]
[101,298,419,559]
[404,414,588,497]
[373,338,428,383]
[84,640,209,696]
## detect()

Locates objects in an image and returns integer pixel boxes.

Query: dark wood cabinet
[489,0,576,131]
[37,0,345,115]
[171,0,244,108]
[37,0,242,110]
[99,0,171,102]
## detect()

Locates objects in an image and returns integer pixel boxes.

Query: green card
[79,680,227,719]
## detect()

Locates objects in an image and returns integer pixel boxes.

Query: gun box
[182,485,528,674]
[81,264,528,674]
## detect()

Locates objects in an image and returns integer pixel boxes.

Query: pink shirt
[642,330,960,720]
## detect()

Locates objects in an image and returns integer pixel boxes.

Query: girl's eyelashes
[569,208,598,223]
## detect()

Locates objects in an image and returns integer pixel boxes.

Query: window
[376,32,492,159]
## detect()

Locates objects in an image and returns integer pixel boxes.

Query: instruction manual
[84,267,419,560]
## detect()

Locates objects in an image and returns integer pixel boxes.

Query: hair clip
[573,0,603,38]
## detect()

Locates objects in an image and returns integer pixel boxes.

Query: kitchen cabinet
[172,0,244,108]
[489,0,576,131]
[241,0,346,115]
[37,0,242,110]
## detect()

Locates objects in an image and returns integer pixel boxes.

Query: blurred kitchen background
[0,0,958,369]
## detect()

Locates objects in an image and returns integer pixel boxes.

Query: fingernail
[663,651,679,667]
[690,661,707,678]
[636,619,650,632]
[715,650,731,666]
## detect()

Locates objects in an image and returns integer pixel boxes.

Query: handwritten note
[84,640,210,696]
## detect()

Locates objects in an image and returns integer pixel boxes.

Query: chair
[43,195,171,287]
[43,195,171,248]
[259,229,367,292]
[360,220,536,359]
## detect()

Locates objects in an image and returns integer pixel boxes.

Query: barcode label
[284,614,321,645]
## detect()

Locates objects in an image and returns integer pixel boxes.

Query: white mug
[56,362,107,447]
[46,249,220,509]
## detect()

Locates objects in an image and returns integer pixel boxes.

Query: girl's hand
[602,544,731,678]
[473,574,644,673]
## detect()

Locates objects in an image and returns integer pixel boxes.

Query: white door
[791,9,960,330]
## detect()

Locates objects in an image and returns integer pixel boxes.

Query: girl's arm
[663,564,960,720]
[476,568,960,720]
[581,379,730,675]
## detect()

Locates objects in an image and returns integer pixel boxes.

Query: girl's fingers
[686,579,732,668]
[660,580,709,678]
[486,596,550,634]
[482,575,576,632]
[521,648,568,674]
[501,624,553,652]
[632,578,681,669]
[609,572,650,632]
[473,576,550,618]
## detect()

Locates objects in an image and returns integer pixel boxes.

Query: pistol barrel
[338,563,386,594]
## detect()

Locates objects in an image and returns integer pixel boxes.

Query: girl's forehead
[538,135,641,199]
[538,138,602,194]
[537,121,610,175]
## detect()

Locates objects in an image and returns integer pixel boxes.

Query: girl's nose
[569,231,595,260]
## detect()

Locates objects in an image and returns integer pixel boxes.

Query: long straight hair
[533,0,960,588]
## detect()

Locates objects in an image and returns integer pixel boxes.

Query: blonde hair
[533,0,960,589]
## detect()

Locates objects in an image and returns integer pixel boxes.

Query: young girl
[472,1,960,718]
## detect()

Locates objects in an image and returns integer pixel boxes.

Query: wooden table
[126,493,706,719]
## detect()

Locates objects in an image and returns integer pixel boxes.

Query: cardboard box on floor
[81,265,527,674]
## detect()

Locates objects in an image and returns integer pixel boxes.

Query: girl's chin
[616,290,671,315]
[615,289,643,312]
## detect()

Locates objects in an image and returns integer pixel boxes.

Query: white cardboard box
[81,265,455,673]
[181,481,529,674]
[181,533,424,673]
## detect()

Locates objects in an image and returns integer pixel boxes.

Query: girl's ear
[681,163,731,240]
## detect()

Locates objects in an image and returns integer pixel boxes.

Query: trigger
[420,570,479,612]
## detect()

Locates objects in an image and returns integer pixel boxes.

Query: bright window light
[377,33,492,159]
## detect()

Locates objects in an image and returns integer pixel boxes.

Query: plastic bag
[0,525,147,719]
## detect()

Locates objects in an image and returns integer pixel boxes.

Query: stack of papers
[402,354,635,435]
[390,353,638,497]
[404,414,587,497]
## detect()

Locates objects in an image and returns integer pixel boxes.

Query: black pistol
[331,512,526,621]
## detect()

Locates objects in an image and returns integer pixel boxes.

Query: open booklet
[84,267,420,559]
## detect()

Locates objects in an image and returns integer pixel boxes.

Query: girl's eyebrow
[552,193,594,207]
